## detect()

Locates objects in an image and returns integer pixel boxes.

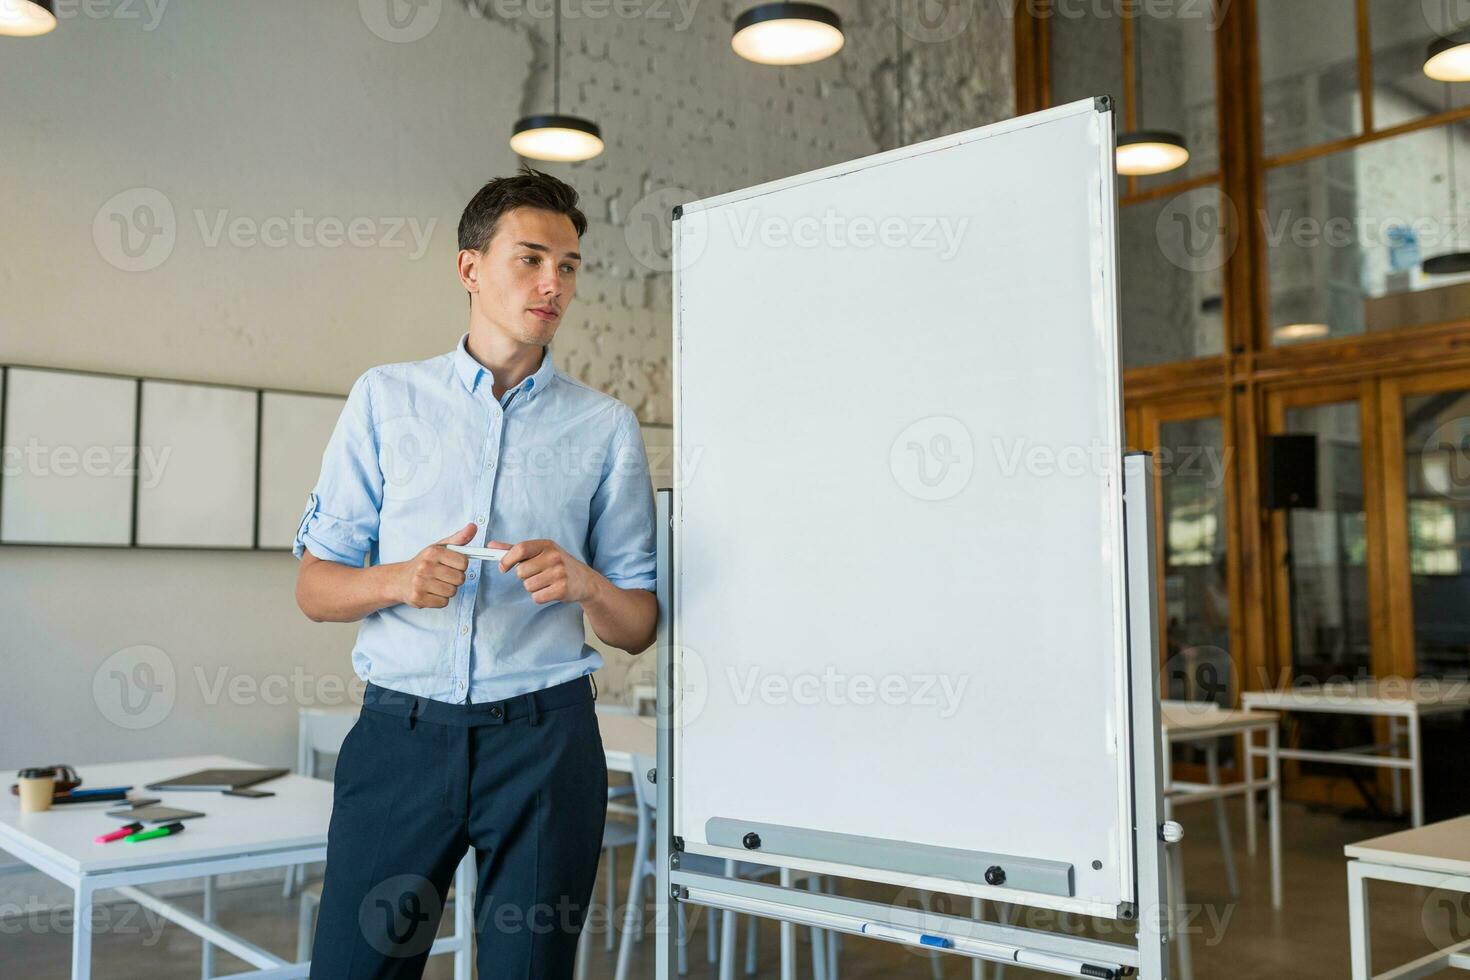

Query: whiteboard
[135,380,258,547]
[0,368,136,546]
[257,391,345,549]
[671,100,1132,915]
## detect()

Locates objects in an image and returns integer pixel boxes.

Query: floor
[0,800,1446,978]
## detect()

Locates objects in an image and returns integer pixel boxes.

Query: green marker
[125,822,186,842]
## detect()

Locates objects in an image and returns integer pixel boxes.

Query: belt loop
[527,690,540,727]
[590,675,598,702]
[405,697,419,730]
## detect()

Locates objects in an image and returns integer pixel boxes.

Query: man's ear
[457,249,480,295]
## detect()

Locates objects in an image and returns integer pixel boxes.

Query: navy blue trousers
[308,677,607,979]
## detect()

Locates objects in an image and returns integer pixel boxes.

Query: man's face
[468,206,581,347]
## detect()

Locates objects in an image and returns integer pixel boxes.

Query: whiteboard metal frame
[655,98,1172,977]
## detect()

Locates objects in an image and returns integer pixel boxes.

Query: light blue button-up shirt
[293,334,656,704]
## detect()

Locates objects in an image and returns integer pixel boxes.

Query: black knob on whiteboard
[742,832,762,850]
[984,866,1006,886]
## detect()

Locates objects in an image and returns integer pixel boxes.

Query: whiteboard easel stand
[650,452,1178,978]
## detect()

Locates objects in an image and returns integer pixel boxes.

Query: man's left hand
[491,539,601,605]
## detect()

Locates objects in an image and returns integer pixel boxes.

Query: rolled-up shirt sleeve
[585,406,656,591]
[293,370,382,566]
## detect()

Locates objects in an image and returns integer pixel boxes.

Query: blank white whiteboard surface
[257,391,345,549]
[672,100,1131,915]
[135,381,257,548]
[0,368,136,545]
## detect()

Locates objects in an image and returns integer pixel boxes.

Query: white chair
[282,707,357,898]
[613,753,833,980]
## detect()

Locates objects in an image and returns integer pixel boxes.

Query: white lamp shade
[1116,130,1191,177]
[731,3,844,66]
[1425,31,1470,82]
[510,115,604,163]
[0,0,57,36]
[1274,323,1331,343]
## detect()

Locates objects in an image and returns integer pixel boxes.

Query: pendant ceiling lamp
[1273,323,1331,343]
[1117,32,1189,177]
[1116,130,1191,177]
[1426,28,1470,81]
[1424,120,1470,275]
[510,2,603,163]
[0,0,56,36]
[731,3,844,66]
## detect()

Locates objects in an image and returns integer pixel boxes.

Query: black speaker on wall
[1263,434,1319,510]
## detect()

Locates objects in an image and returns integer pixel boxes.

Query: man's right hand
[392,523,476,608]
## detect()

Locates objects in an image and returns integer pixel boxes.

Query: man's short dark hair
[458,165,587,253]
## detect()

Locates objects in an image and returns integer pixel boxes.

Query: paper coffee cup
[17,769,56,814]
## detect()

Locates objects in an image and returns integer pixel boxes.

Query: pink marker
[95,823,143,844]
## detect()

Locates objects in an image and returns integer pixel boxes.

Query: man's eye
[561,264,577,274]
[521,255,539,265]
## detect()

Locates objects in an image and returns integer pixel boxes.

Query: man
[293,166,658,979]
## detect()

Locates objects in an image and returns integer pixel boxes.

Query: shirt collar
[453,333,557,403]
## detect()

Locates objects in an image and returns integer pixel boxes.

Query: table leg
[1346,861,1371,979]
[1162,738,1175,824]
[1245,728,1258,858]
[1268,723,1282,910]
[1205,744,1238,898]
[1409,711,1425,828]
[1388,716,1403,817]
[202,874,215,978]
[72,880,95,980]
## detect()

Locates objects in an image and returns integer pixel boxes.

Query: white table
[0,754,473,979]
[1242,680,1470,827]
[1346,814,1470,978]
[1160,701,1283,909]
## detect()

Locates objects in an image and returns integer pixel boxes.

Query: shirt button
[460,625,469,636]
[476,514,487,524]
[486,460,496,470]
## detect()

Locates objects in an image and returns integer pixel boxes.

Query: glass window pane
[1120,186,1227,367]
[1049,3,1124,107]
[1159,416,1233,706]
[1135,5,1221,192]
[1257,0,1363,158]
[1400,387,1470,677]
[1281,402,1371,680]
[1264,125,1470,346]
[1373,0,1470,129]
